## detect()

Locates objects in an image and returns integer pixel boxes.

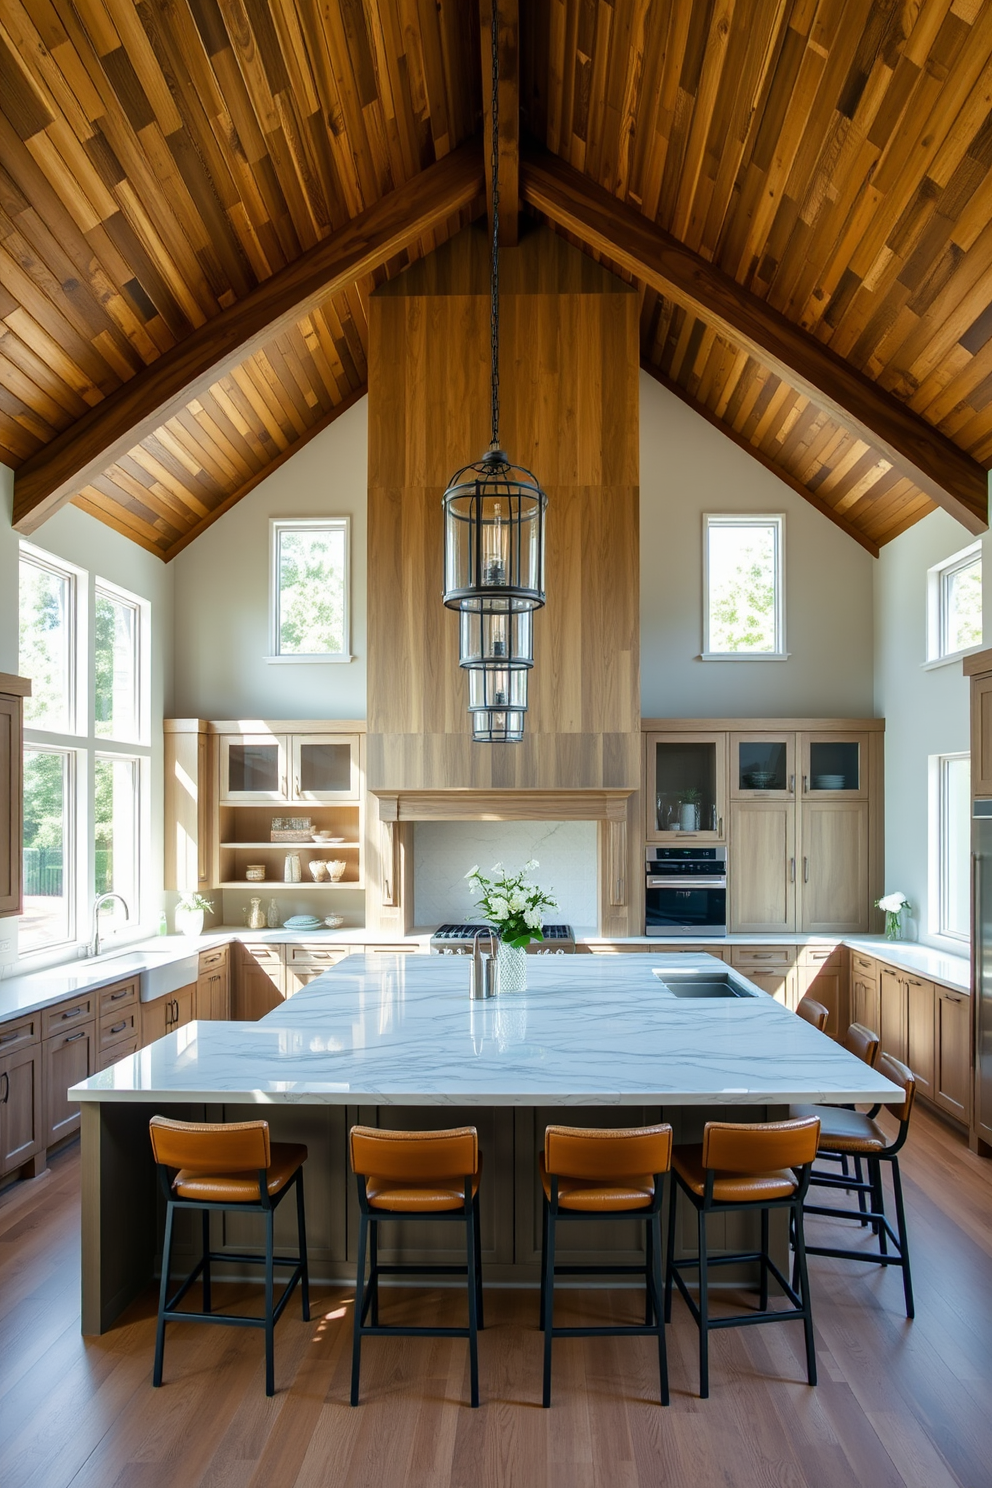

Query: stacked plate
[283,914,324,930]
[813,774,846,790]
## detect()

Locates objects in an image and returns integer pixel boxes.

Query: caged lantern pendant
[441,0,546,743]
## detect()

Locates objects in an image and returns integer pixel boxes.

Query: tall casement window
[19,545,150,960]
[929,753,971,943]
[927,542,982,664]
[703,514,785,660]
[269,518,351,661]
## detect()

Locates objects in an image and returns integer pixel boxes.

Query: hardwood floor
[2,1106,991,1488]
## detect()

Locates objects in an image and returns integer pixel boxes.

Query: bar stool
[665,1115,820,1398]
[148,1115,309,1397]
[790,1022,880,1217]
[796,996,829,1031]
[349,1124,483,1407]
[539,1122,673,1408]
[794,1052,917,1317]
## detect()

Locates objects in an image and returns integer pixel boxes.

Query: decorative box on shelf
[270,816,313,842]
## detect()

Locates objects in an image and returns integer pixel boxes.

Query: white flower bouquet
[876,891,910,940]
[465,860,558,948]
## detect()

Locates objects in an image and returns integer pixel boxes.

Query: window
[930,754,971,943]
[18,545,150,961]
[927,543,982,663]
[703,514,785,659]
[269,518,350,661]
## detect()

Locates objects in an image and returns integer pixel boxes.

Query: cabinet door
[646,733,726,841]
[852,978,880,1037]
[799,801,869,933]
[971,675,992,797]
[291,734,361,802]
[730,732,796,800]
[799,733,868,799]
[0,1042,42,1174]
[173,986,196,1030]
[739,966,799,1010]
[234,944,285,1020]
[906,977,935,1100]
[219,734,289,802]
[801,952,845,1038]
[165,724,213,891]
[197,967,230,1020]
[935,989,972,1124]
[43,1024,95,1147]
[879,970,908,1064]
[0,693,23,916]
[728,801,796,932]
[142,996,170,1045]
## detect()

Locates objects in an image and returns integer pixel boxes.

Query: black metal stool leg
[871,1158,888,1254]
[542,1206,557,1407]
[651,1208,669,1406]
[370,1222,380,1327]
[466,1196,480,1408]
[296,1171,310,1321]
[645,1213,654,1325]
[759,1207,769,1312]
[201,1209,211,1314]
[890,1157,915,1319]
[698,1206,710,1400]
[539,1198,549,1331]
[152,1202,175,1387]
[473,1191,485,1331]
[350,1212,368,1406]
[855,1154,869,1225]
[264,1207,275,1397]
[791,1198,817,1386]
[664,1179,678,1323]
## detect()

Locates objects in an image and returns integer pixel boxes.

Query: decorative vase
[248,896,266,931]
[884,910,903,941]
[175,907,204,937]
[497,941,528,994]
[680,803,700,831]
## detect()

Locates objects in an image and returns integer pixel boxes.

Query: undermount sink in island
[72,953,901,1334]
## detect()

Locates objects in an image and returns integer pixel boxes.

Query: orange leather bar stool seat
[148,1116,310,1398]
[796,996,829,1031]
[797,1053,917,1317]
[540,1124,673,1408]
[666,1116,820,1399]
[349,1125,484,1408]
[844,1021,880,1067]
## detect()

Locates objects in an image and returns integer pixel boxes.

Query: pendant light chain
[489,1,500,451]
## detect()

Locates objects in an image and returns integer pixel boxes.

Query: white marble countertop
[71,953,901,1108]
[844,937,970,993]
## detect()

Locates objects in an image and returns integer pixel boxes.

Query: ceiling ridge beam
[14,142,486,534]
[480,0,519,246]
[521,144,988,536]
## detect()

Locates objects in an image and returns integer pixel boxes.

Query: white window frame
[20,743,78,957]
[267,517,352,663]
[928,752,971,946]
[925,541,982,667]
[701,513,787,661]
[19,547,153,967]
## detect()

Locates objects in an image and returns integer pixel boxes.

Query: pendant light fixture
[441,1,547,744]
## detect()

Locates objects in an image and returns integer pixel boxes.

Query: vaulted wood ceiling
[2,0,991,558]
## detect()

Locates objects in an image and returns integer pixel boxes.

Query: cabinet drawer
[732,947,797,968]
[97,1034,140,1072]
[287,945,350,964]
[97,978,138,1018]
[242,943,282,966]
[851,952,877,978]
[199,945,229,973]
[801,946,843,969]
[0,1013,40,1054]
[42,996,95,1039]
[99,1008,139,1050]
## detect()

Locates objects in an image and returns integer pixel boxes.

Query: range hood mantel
[371,788,635,823]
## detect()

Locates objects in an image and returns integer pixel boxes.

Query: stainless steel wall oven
[645,847,727,936]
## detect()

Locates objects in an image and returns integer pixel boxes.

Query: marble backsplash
[413,820,599,929]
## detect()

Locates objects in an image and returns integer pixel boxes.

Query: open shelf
[219,841,360,849]
[219,880,360,890]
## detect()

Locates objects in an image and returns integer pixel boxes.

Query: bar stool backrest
[702,1116,820,1173]
[797,997,829,1031]
[149,1115,270,1172]
[544,1123,673,1179]
[875,1053,917,1125]
[350,1124,478,1179]
[846,1022,880,1066]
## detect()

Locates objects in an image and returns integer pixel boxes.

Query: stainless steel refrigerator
[972,801,992,1152]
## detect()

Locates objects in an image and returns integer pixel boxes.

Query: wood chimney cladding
[366,225,640,933]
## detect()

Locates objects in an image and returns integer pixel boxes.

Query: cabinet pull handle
[789,774,795,793]
[110,989,129,1001]
[64,1031,86,1043]
[802,774,808,793]
[109,1021,128,1035]
[717,817,723,836]
[61,1006,86,1020]
[803,856,809,883]
[173,999,179,1021]
[0,1030,20,1045]
[789,857,795,882]
[0,1071,8,1102]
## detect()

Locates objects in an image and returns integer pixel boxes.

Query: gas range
[430,923,575,954]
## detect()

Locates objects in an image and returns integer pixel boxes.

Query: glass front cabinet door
[219,734,289,802]
[731,732,796,799]
[291,734,361,802]
[800,733,868,799]
[646,733,727,841]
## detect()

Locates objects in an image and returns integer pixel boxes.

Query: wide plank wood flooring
[2,1105,991,1488]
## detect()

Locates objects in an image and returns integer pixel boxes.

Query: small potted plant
[464,860,559,993]
[677,787,701,832]
[175,892,214,937]
[876,891,910,941]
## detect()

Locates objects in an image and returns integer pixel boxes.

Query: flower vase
[884,910,903,941]
[680,804,700,831]
[176,907,204,937]
[496,941,528,994]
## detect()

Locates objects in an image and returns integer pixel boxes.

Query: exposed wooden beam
[640,360,881,558]
[14,144,485,533]
[480,0,519,246]
[521,145,989,536]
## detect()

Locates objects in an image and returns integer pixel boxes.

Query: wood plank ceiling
[2,0,992,558]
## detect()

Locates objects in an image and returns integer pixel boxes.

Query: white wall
[640,372,875,718]
[171,399,367,721]
[873,507,983,948]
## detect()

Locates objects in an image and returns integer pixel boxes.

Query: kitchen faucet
[471,926,498,999]
[90,892,130,958]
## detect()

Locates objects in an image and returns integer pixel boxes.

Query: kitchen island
[72,953,900,1333]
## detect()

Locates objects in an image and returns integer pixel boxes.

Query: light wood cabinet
[906,976,935,1100]
[218,730,362,805]
[799,802,869,933]
[800,946,846,1037]
[234,942,286,1020]
[935,988,972,1124]
[290,734,362,802]
[730,732,796,799]
[729,802,796,932]
[969,671,992,797]
[285,944,353,995]
[879,968,908,1065]
[197,945,230,1020]
[0,1019,43,1176]
[96,977,139,1058]
[799,732,869,800]
[164,720,213,891]
[646,732,726,841]
[141,986,196,1044]
[0,674,30,918]
[43,1021,95,1148]
[731,948,799,1009]
[850,952,880,1035]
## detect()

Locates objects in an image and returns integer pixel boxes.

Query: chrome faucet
[90,892,130,958]
[471,927,498,1000]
